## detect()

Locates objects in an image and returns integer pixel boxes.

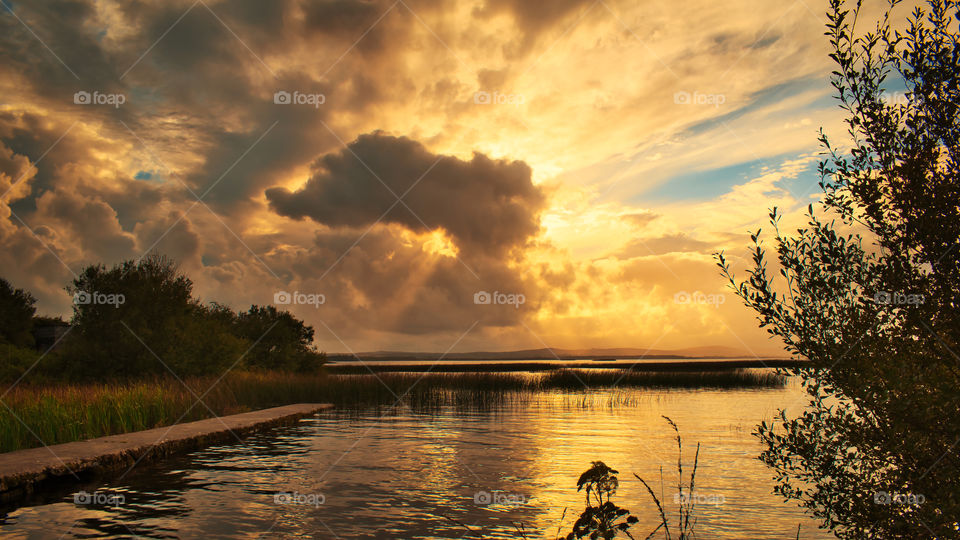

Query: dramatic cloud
[0,0,867,354]
[266,132,546,256]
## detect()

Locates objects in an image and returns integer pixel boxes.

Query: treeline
[0,255,325,382]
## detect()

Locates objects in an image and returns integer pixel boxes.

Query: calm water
[326,356,781,366]
[2,383,832,539]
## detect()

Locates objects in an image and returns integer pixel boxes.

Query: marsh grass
[0,368,785,453]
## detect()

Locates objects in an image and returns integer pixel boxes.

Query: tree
[718,0,959,537]
[64,254,242,379]
[0,277,37,348]
[234,305,325,373]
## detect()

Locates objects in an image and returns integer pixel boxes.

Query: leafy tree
[64,255,241,379]
[718,0,960,537]
[234,305,325,373]
[0,277,37,348]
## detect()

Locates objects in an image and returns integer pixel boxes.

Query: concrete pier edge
[0,403,333,505]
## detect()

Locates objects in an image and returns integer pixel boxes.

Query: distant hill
[329,345,761,361]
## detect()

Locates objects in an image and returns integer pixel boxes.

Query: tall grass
[0,368,785,453]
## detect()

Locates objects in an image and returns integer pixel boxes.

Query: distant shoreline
[325,358,803,373]
[326,353,795,362]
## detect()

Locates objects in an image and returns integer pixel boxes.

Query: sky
[0,0,898,356]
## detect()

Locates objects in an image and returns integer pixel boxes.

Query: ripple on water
[3,386,833,539]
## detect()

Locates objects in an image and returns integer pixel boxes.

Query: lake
[2,379,832,539]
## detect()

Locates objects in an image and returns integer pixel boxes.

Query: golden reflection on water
[3,381,831,539]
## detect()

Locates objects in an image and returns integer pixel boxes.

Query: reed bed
[0,368,785,453]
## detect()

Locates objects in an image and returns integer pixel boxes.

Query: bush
[0,344,41,384]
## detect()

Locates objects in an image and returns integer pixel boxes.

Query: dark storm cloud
[0,0,403,212]
[265,132,546,256]
[0,0,112,85]
[302,0,387,51]
[0,0,561,339]
[132,211,203,267]
[34,189,137,262]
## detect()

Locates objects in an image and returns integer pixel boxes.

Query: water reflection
[2,385,832,539]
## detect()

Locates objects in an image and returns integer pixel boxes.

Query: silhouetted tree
[65,254,242,379]
[0,277,37,348]
[718,0,959,537]
[235,305,325,373]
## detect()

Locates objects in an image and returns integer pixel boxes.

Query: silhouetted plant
[717,0,960,536]
[566,461,638,539]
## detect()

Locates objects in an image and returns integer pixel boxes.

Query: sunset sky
[0,0,882,355]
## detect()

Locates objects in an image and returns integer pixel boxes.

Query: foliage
[0,344,40,386]
[61,254,239,379]
[234,304,325,373]
[49,254,324,380]
[567,461,639,539]
[717,0,960,537]
[0,277,37,348]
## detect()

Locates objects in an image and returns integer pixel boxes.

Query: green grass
[0,368,785,453]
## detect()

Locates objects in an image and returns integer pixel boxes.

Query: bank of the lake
[0,404,332,505]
